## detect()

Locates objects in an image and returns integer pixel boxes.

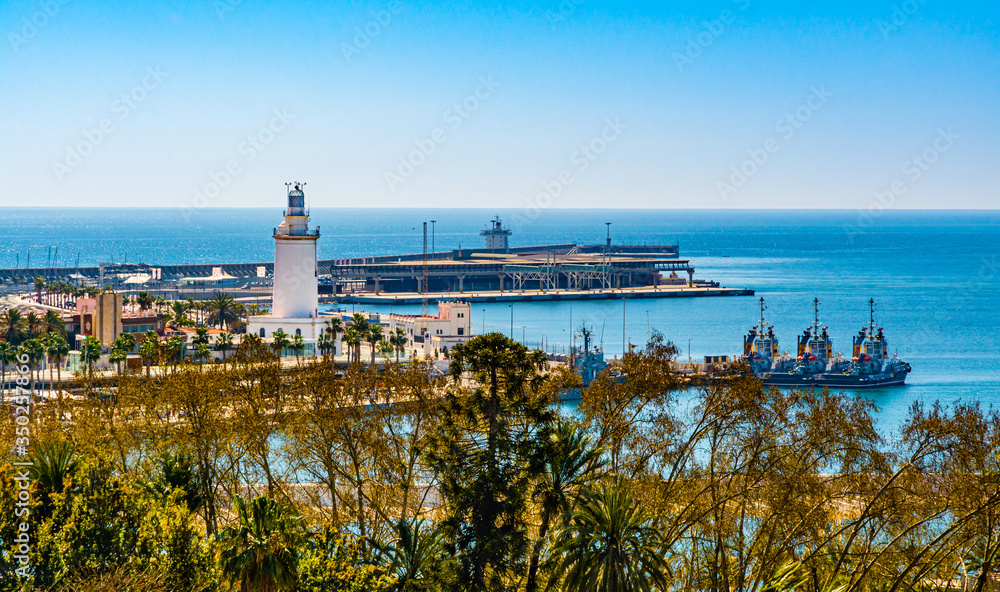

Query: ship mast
[869,298,876,332]
[759,297,767,330]
[813,297,821,334]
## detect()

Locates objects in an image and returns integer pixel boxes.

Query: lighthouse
[272,182,319,318]
[248,183,330,352]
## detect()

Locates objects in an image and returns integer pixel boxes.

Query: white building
[387,301,473,359]
[480,216,511,253]
[248,183,331,356]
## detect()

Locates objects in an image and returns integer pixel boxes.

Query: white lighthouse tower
[248,183,329,353]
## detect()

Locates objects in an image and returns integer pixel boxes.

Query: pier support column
[374,276,381,294]
[498,273,506,293]
[687,269,694,287]
[458,275,465,293]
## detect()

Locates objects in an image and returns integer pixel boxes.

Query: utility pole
[622,299,626,355]
[421,223,428,317]
[509,303,513,340]
[430,220,437,256]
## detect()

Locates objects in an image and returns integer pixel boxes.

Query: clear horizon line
[2,206,999,212]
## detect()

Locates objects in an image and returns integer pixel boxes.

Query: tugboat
[743,298,793,376]
[814,299,910,387]
[756,298,842,387]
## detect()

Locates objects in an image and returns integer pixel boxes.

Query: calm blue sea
[2,208,998,433]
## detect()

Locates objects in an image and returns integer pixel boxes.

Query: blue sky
[1,0,997,210]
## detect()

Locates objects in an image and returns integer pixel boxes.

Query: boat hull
[760,371,908,389]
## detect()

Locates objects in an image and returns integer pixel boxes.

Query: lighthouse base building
[248,183,338,356]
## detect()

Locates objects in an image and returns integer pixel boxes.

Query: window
[295,328,302,336]
[458,328,464,336]
[260,328,266,337]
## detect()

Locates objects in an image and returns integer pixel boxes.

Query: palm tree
[0,308,28,345]
[215,332,235,363]
[527,421,607,592]
[168,301,192,326]
[553,479,670,592]
[246,303,268,317]
[368,325,384,365]
[317,332,333,361]
[218,495,304,592]
[24,311,41,339]
[136,291,154,313]
[270,330,291,359]
[165,334,187,367]
[194,343,211,368]
[20,338,46,391]
[378,339,395,360]
[28,440,78,518]
[344,326,362,365]
[324,317,343,356]
[350,312,369,333]
[391,327,408,363]
[45,334,70,415]
[145,451,204,514]
[114,333,136,353]
[80,335,102,392]
[43,310,65,337]
[193,325,210,348]
[0,341,15,403]
[374,519,445,592]
[290,333,305,367]
[33,276,46,303]
[109,346,128,376]
[207,291,239,330]
[138,334,159,378]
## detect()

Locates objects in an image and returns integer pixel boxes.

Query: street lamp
[509,303,513,339]
[482,308,486,334]
[430,220,437,255]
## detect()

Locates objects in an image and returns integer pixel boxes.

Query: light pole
[482,308,486,334]
[430,220,437,255]
[509,303,513,339]
[622,298,626,355]
[522,326,526,344]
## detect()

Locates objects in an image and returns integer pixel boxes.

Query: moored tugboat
[813,299,910,388]
[759,298,843,386]
[743,298,793,376]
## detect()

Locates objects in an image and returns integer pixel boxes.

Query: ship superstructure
[818,299,910,387]
[743,298,791,374]
[572,325,608,386]
[791,298,836,377]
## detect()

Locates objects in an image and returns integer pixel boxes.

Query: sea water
[2,208,998,433]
